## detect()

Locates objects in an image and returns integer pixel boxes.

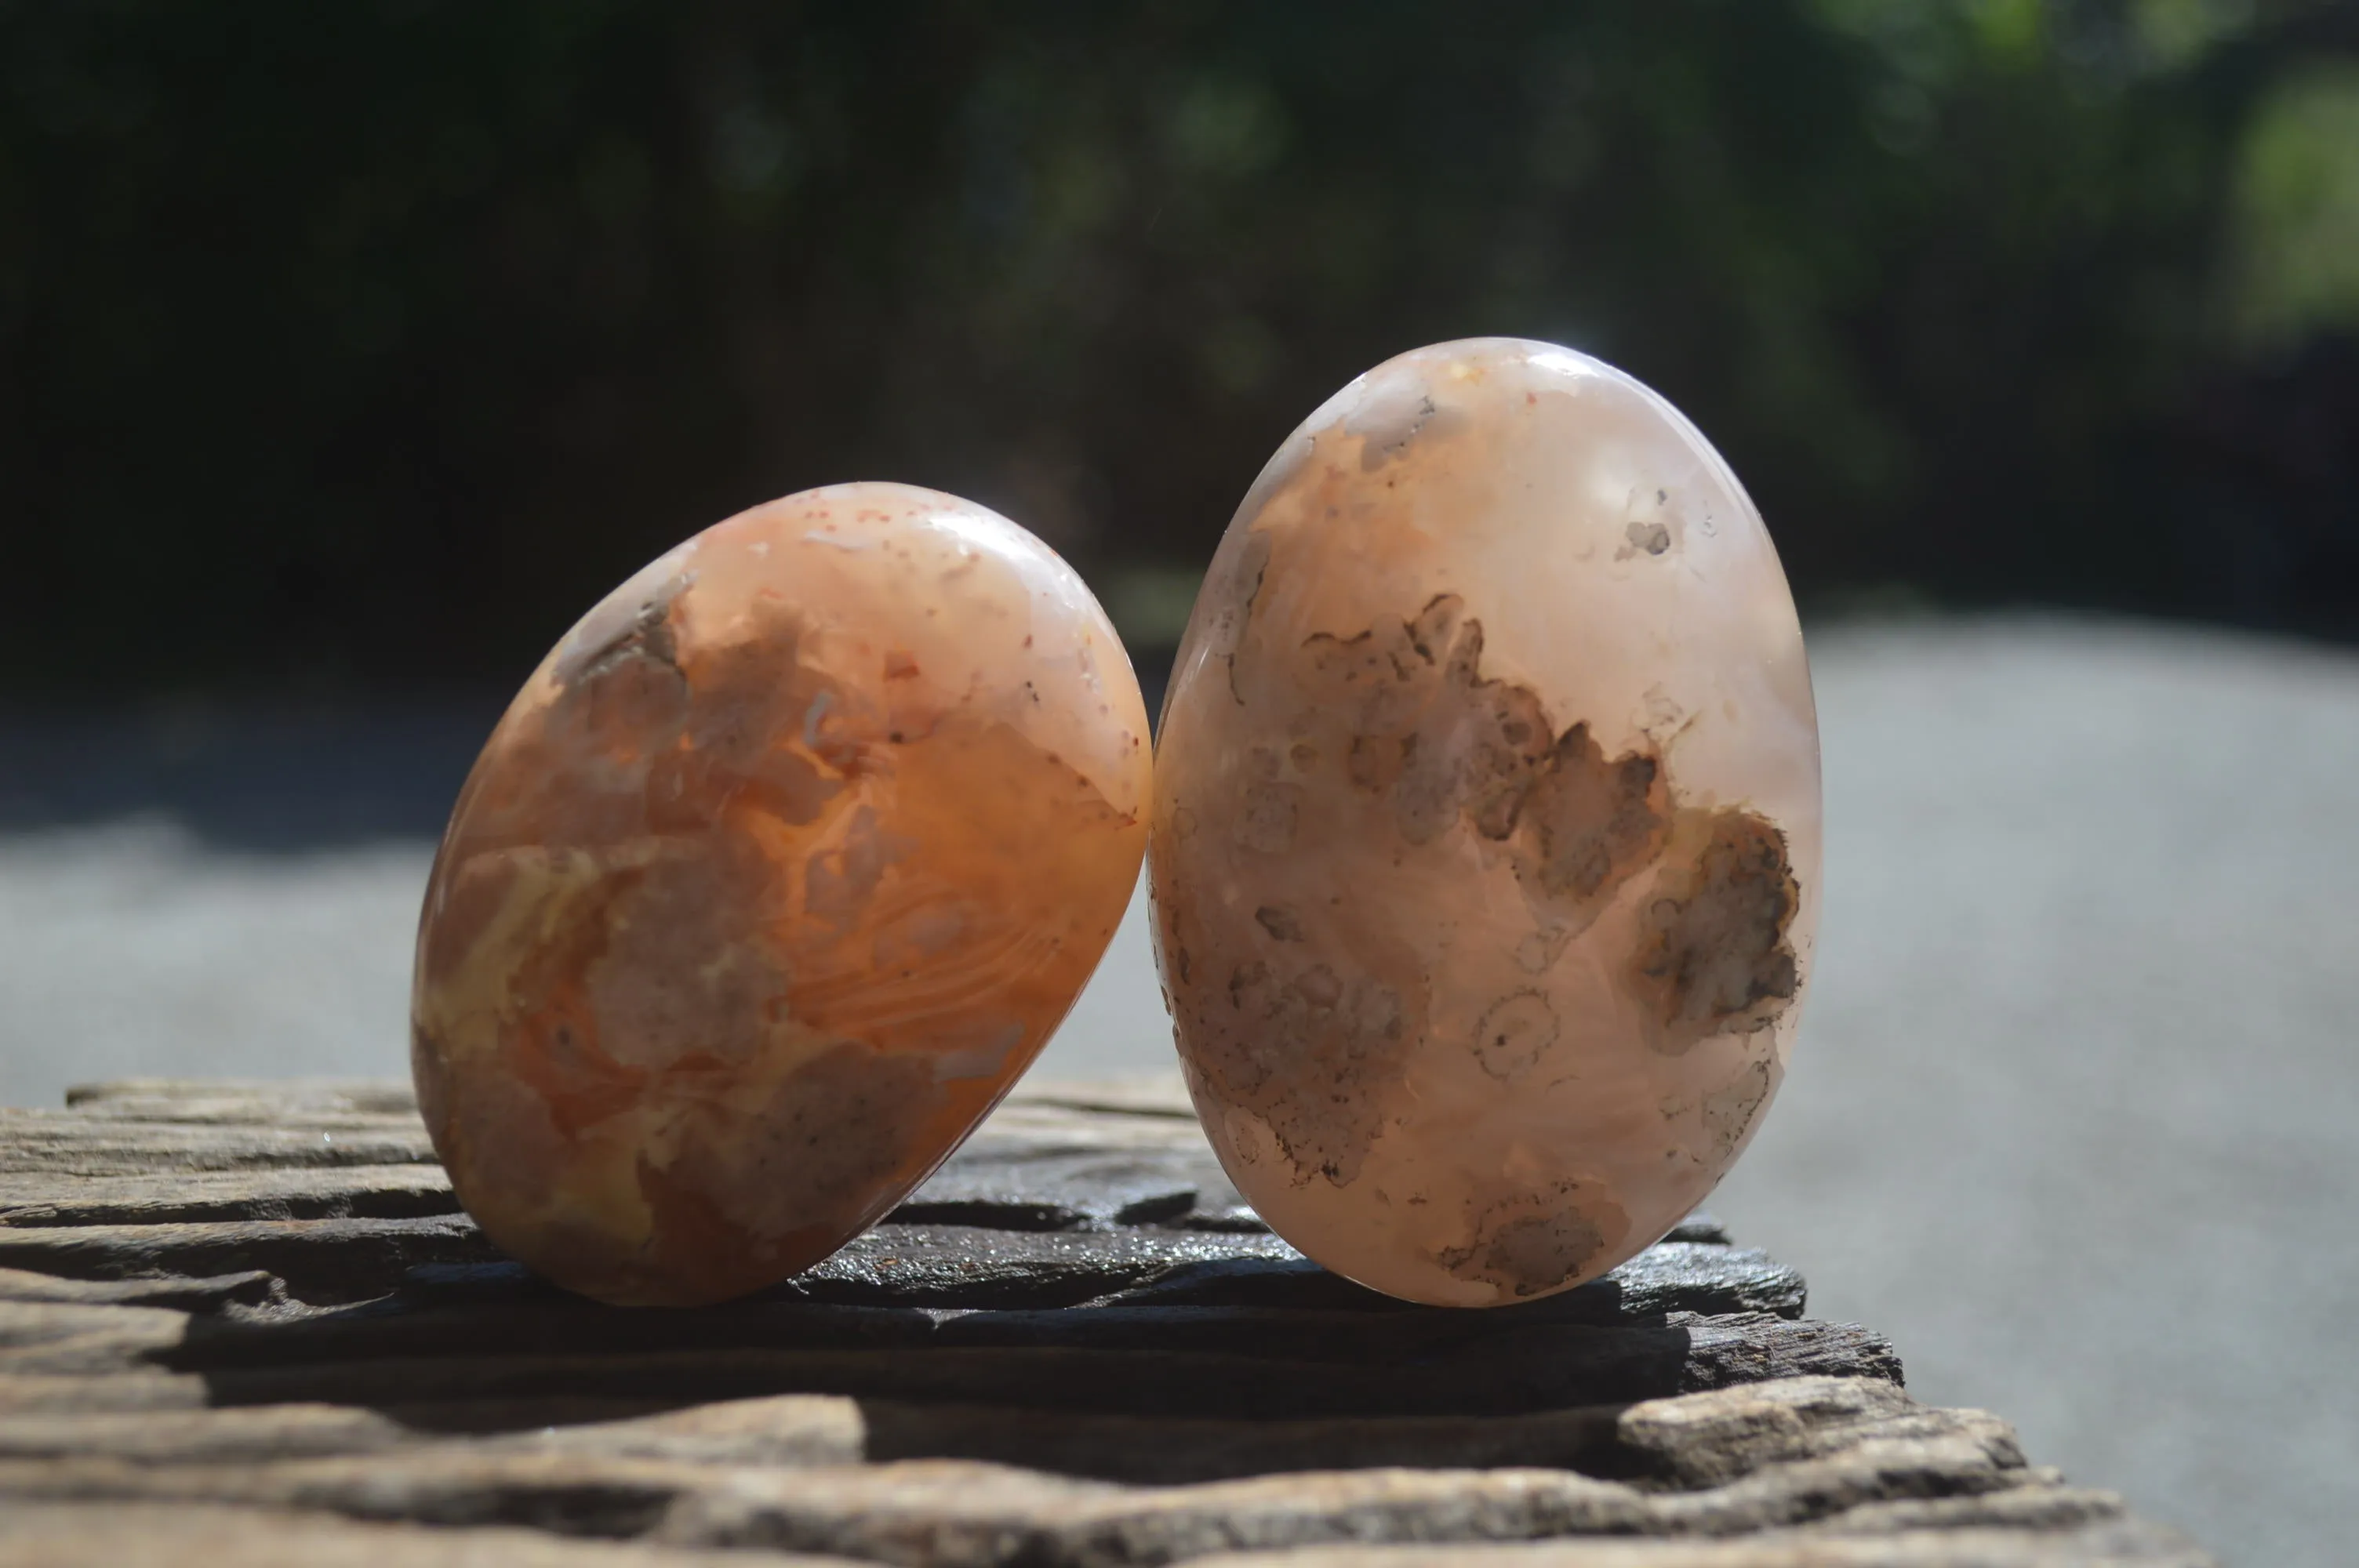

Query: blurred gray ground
[2,617,2355,1565]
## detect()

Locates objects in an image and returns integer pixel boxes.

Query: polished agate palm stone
[413,483,1150,1305]
[1150,339,1821,1307]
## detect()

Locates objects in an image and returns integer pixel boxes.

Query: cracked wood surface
[0,1076,2212,1566]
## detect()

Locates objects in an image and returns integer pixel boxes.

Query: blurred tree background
[4,0,2357,694]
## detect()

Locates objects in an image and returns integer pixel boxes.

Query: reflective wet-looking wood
[0,1077,2211,1566]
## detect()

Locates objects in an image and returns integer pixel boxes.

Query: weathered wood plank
[0,1109,436,1177]
[1005,1076,1201,1118]
[0,1380,2081,1568]
[0,1164,457,1228]
[0,1156,1734,1264]
[0,1402,430,1463]
[4,1081,1725,1251]
[0,1078,1202,1181]
[0,1301,187,1376]
[0,1370,209,1413]
[8,1386,1948,1490]
[0,1077,2208,1566]
[652,1454,2017,1567]
[0,1392,1621,1482]
[52,1073,1199,1124]
[0,1497,2210,1568]
[0,1500,845,1567]
[61,1080,423,1123]
[1190,1516,2215,1567]
[0,1145,1231,1236]
[0,1214,496,1301]
[0,1265,278,1311]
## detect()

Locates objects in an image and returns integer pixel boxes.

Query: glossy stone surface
[1150,339,1820,1307]
[413,483,1150,1305]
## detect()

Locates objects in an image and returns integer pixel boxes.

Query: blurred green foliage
[2,0,2355,690]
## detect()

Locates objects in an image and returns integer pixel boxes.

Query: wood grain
[0,1076,2212,1566]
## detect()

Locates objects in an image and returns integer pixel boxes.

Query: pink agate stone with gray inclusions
[1149,337,1821,1307]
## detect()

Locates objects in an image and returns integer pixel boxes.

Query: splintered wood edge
[62,1080,422,1116]
[1004,1074,1197,1118]
[56,1073,1201,1123]
[0,1499,841,1567]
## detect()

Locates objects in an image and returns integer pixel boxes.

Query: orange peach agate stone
[413,483,1150,1305]
[1150,339,1821,1307]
